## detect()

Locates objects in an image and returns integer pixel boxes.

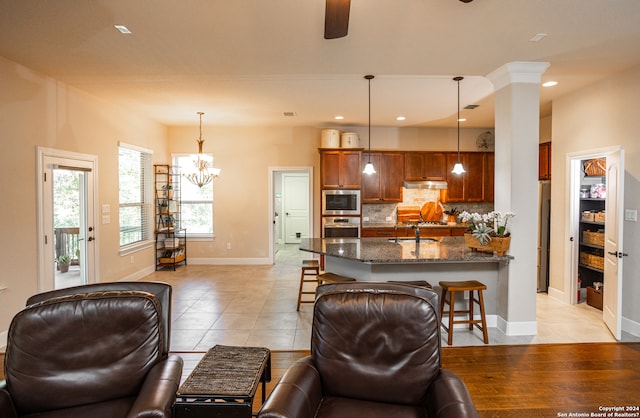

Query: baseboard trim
[120,265,156,282]
[622,316,640,338]
[497,316,538,336]
[547,286,567,303]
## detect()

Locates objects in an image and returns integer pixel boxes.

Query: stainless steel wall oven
[322,217,360,238]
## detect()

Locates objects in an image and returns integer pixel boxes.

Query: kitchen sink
[387,237,439,243]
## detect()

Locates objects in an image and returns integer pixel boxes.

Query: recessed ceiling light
[458,118,467,122]
[334,115,344,120]
[542,81,558,87]
[529,33,547,42]
[114,25,132,34]
[396,116,406,121]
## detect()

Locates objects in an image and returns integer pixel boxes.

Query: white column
[487,62,549,335]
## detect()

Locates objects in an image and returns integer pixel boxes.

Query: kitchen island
[299,237,513,324]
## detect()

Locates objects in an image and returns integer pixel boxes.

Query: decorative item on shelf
[459,210,515,256]
[184,111,221,188]
[159,200,169,214]
[583,158,606,177]
[583,230,605,246]
[443,207,460,225]
[162,184,174,199]
[590,183,606,198]
[362,75,376,175]
[451,76,466,175]
[55,255,71,273]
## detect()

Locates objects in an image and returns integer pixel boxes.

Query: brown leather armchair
[258,282,479,418]
[0,282,183,418]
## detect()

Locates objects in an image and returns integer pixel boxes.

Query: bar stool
[318,272,356,285]
[298,260,320,311]
[439,280,489,345]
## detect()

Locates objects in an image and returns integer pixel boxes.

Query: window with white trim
[118,143,153,250]
[173,154,214,238]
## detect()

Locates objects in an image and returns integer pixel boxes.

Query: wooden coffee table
[173,345,271,418]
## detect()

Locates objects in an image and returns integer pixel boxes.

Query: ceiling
[1,0,640,129]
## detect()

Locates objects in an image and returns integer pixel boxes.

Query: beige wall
[167,125,321,259]
[550,64,640,328]
[0,57,168,337]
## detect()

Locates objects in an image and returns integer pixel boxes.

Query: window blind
[118,143,153,248]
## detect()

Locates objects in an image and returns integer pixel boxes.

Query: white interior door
[283,173,310,244]
[603,149,625,339]
[37,148,98,291]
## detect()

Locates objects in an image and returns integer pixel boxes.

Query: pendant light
[184,112,221,188]
[451,76,466,175]
[362,75,376,175]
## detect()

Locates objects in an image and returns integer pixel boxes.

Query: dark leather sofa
[258,282,479,418]
[0,282,183,418]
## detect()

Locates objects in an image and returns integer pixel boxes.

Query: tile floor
[140,244,637,352]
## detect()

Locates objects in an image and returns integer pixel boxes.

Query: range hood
[403,180,448,190]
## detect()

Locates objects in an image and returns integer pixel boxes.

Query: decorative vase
[464,233,511,256]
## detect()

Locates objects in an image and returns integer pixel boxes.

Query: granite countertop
[299,237,512,264]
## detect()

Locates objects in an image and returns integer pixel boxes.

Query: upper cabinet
[539,142,552,180]
[361,152,404,203]
[404,152,447,181]
[320,149,362,189]
[445,152,493,202]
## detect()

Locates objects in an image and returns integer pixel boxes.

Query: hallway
[140,244,630,352]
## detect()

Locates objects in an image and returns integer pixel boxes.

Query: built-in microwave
[322,190,361,216]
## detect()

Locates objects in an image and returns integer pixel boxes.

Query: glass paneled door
[52,167,89,288]
[37,148,97,291]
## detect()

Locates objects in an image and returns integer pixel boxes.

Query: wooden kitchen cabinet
[361,152,404,203]
[361,226,465,238]
[320,150,362,189]
[539,142,551,180]
[404,152,447,181]
[484,152,495,202]
[361,227,407,238]
[445,152,493,202]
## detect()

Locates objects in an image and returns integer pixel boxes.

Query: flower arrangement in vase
[458,211,515,256]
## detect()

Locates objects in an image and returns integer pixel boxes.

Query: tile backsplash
[362,187,493,224]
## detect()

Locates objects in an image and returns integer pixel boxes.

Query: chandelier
[184,112,221,188]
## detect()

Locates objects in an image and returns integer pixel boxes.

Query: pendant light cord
[366,75,374,160]
[457,78,460,161]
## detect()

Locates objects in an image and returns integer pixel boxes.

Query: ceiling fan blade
[324,0,350,39]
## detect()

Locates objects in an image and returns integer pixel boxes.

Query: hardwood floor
[3,343,640,416]
[248,343,640,417]
[442,342,640,417]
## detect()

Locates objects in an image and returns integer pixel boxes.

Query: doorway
[567,146,625,339]
[268,167,313,264]
[37,147,98,291]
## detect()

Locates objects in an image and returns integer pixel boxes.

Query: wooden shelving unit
[154,164,187,271]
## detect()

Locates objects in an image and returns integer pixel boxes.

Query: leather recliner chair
[0,282,183,418]
[258,282,479,418]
